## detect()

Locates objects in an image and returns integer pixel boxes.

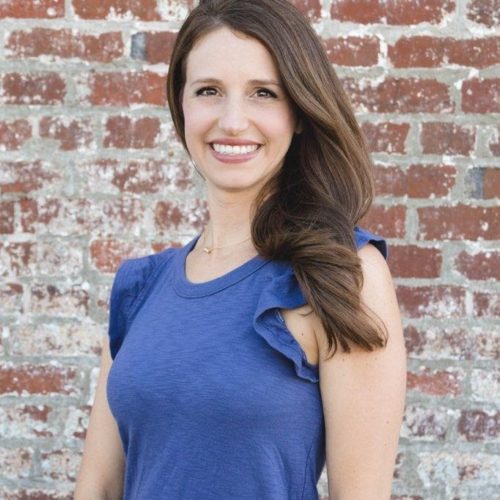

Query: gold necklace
[202,230,252,254]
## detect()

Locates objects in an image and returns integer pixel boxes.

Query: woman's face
[182,26,300,197]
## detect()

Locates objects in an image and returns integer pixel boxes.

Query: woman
[75,1,406,498]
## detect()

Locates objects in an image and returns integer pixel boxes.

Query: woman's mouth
[210,143,261,155]
[209,143,262,163]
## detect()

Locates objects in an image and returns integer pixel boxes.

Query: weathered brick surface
[421,122,476,156]
[39,117,94,151]
[0,0,64,19]
[2,73,66,105]
[389,36,500,68]
[103,116,161,149]
[81,71,167,106]
[0,120,32,150]
[6,29,124,63]
[0,1,497,497]
[324,36,380,66]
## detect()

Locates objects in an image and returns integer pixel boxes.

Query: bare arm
[317,243,407,499]
[74,334,125,500]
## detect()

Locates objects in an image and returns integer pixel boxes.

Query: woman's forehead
[185,27,280,82]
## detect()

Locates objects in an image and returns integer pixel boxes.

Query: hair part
[167,0,388,359]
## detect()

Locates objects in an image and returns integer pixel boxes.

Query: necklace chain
[201,229,252,254]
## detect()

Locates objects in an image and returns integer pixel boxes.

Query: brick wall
[0,0,498,498]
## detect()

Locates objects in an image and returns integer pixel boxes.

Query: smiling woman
[181,26,301,194]
[74,1,406,499]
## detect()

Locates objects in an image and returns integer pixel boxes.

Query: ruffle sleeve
[107,254,159,360]
[253,263,318,383]
[252,227,388,383]
[354,225,388,259]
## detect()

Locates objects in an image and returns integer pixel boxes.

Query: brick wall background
[0,0,498,498]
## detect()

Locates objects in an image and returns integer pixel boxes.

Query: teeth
[212,143,259,155]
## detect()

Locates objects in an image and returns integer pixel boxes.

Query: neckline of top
[172,233,270,298]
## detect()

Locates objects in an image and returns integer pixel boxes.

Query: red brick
[19,198,61,234]
[0,242,36,276]
[0,448,33,480]
[104,116,161,149]
[330,0,384,23]
[89,239,135,273]
[85,71,166,106]
[402,405,449,440]
[342,77,453,113]
[387,0,455,25]
[31,284,89,316]
[0,488,72,499]
[331,0,455,25]
[0,119,31,150]
[389,36,500,68]
[0,404,55,439]
[0,282,23,313]
[388,245,442,278]
[407,164,457,198]
[0,363,78,395]
[10,322,101,357]
[462,79,500,113]
[290,0,322,21]
[40,449,81,481]
[154,199,208,233]
[131,31,177,64]
[72,0,160,20]
[389,36,445,68]
[6,29,123,63]
[466,0,499,28]
[361,121,409,153]
[448,37,500,68]
[0,201,15,234]
[456,250,500,280]
[483,168,500,197]
[324,36,379,66]
[421,122,475,155]
[473,292,500,317]
[78,159,193,194]
[397,285,465,318]
[391,497,422,500]
[359,205,406,238]
[373,165,407,197]
[458,410,499,441]
[0,161,60,193]
[19,197,145,236]
[396,285,466,318]
[0,0,64,18]
[418,205,500,240]
[404,325,499,361]
[407,367,464,396]
[2,73,65,105]
[39,116,94,151]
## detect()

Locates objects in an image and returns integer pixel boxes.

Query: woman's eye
[256,88,277,98]
[195,87,217,97]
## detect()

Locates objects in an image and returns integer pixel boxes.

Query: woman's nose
[218,98,249,135]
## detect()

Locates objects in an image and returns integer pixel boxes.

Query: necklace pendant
[203,247,212,254]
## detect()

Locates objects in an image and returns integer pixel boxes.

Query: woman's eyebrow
[190,77,282,87]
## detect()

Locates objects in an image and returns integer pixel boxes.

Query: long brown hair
[167,0,387,359]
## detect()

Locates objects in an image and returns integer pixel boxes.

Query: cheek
[265,105,297,135]
[183,104,213,139]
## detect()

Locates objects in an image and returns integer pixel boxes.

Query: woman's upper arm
[317,243,407,500]
[74,334,125,500]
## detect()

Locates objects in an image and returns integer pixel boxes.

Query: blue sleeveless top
[106,226,387,499]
